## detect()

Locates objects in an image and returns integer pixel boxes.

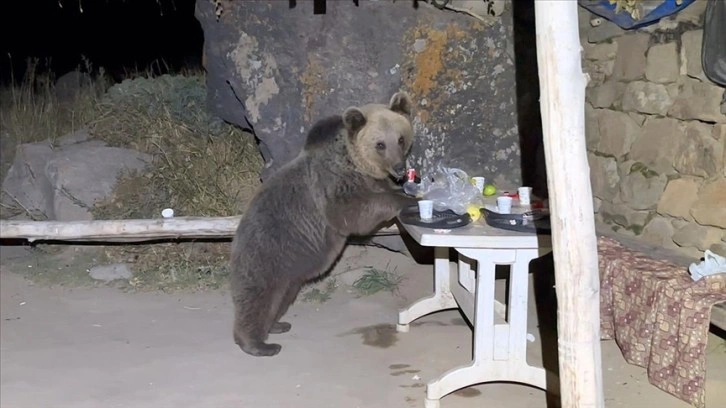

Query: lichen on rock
[230,31,280,124]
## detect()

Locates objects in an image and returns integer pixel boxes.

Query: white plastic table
[396,208,553,408]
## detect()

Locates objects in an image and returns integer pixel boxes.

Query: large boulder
[1,130,151,221]
[194,0,524,188]
[54,70,94,104]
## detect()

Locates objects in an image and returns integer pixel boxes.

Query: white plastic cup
[472,177,486,194]
[418,200,434,220]
[497,196,513,214]
[518,186,533,205]
[161,208,174,219]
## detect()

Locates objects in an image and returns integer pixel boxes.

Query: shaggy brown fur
[229,92,418,357]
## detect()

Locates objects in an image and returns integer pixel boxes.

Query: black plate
[482,208,552,234]
[398,205,472,229]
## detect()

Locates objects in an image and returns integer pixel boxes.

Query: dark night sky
[0,0,204,85]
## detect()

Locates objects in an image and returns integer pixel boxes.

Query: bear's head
[343,91,414,180]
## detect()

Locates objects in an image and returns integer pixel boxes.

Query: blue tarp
[578,0,698,30]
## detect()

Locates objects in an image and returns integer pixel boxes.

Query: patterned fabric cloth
[598,236,726,408]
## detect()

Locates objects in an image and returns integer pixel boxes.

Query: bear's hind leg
[232,284,284,357]
[269,282,303,334]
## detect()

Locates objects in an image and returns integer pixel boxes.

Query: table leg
[457,255,475,293]
[424,247,547,408]
[397,246,458,333]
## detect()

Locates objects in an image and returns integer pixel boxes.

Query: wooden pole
[534,1,605,407]
[0,217,400,243]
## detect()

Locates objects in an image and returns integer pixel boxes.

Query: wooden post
[534,1,605,407]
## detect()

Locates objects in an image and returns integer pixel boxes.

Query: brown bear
[229,91,418,357]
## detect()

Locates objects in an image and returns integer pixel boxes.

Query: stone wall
[578,3,726,259]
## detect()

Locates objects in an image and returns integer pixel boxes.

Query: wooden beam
[0,217,400,243]
[534,1,605,407]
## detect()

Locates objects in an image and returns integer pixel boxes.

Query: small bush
[351,264,403,296]
[89,72,263,219]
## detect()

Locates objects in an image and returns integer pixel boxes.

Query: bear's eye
[398,136,405,146]
[375,142,386,151]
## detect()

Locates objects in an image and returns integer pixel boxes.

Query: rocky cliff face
[195,0,524,189]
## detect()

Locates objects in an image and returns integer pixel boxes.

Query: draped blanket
[598,236,726,408]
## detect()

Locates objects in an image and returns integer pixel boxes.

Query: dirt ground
[1,243,725,408]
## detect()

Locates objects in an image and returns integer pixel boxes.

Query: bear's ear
[388,91,412,117]
[343,107,367,135]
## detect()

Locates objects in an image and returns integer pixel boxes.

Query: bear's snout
[392,162,406,178]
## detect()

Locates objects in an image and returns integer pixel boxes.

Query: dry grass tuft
[89,73,263,219]
[1,60,264,291]
[86,72,264,291]
[0,57,108,182]
[0,57,108,219]
[103,241,232,292]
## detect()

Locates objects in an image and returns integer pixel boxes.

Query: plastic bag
[417,161,485,215]
[688,250,726,281]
